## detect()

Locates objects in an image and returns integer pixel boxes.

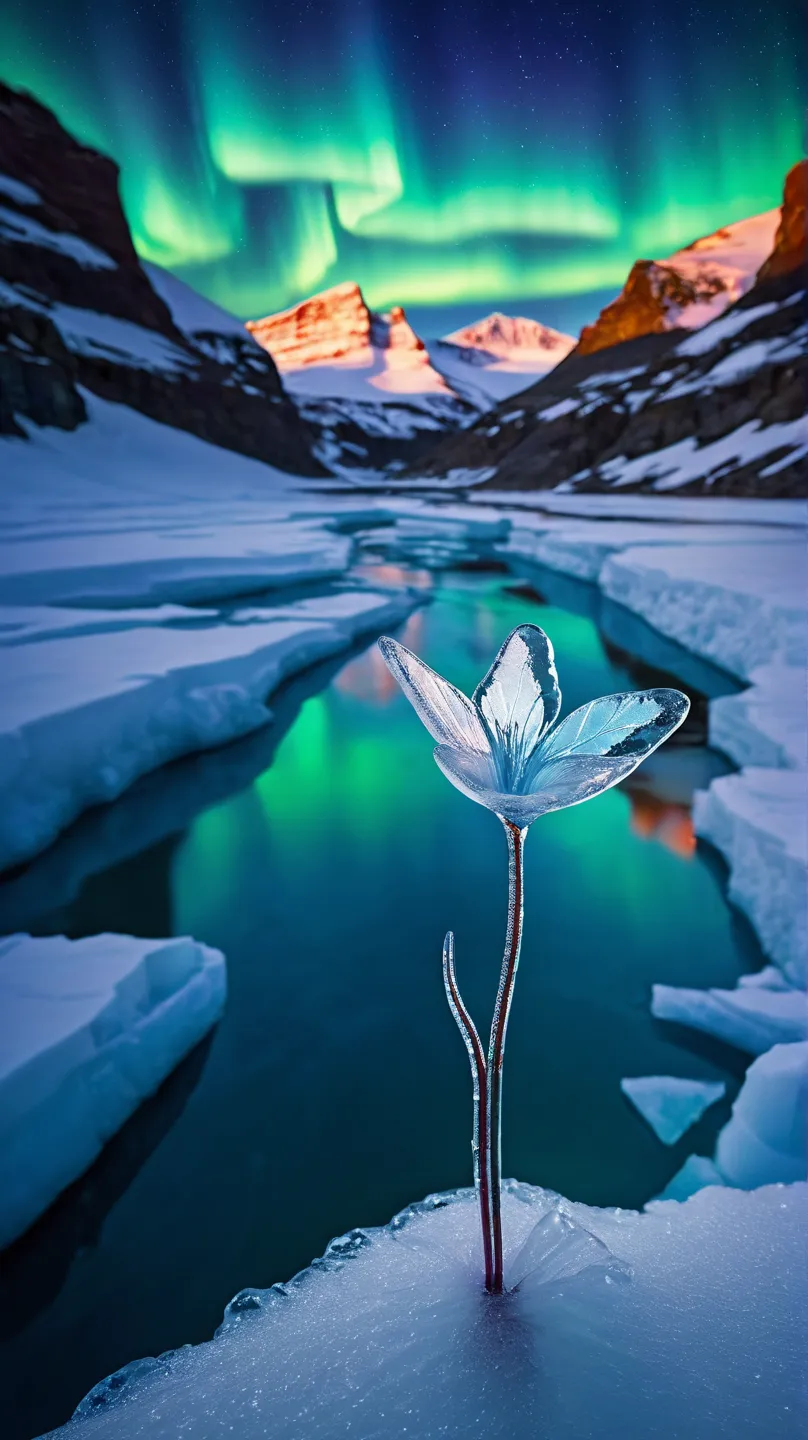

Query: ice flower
[379,622,690,1296]
[378,623,690,829]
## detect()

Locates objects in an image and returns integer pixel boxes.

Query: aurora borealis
[1,0,803,324]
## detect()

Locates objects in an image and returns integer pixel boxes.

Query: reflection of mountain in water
[627,790,695,858]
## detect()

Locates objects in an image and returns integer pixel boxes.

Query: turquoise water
[0,570,759,1439]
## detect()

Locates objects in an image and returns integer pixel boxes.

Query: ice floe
[0,932,226,1248]
[600,539,807,679]
[652,971,808,1055]
[620,1076,726,1145]
[0,586,420,870]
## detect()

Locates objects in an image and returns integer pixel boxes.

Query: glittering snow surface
[48,1182,807,1440]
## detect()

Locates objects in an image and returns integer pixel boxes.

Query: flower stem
[442,932,494,1289]
[486,818,526,1294]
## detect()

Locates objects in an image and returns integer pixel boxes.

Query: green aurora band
[1,0,803,318]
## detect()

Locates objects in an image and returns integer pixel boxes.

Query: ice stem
[442,931,494,1289]
[486,818,526,1294]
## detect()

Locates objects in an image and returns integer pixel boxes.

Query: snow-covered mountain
[430,312,575,404]
[577,209,781,356]
[415,162,807,497]
[247,281,479,472]
[248,281,454,400]
[0,82,320,474]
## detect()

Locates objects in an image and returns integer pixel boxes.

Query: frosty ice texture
[51,1182,807,1440]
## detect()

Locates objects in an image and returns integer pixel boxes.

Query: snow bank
[600,540,807,680]
[709,665,807,769]
[473,492,808,527]
[0,932,226,1248]
[652,969,808,1055]
[620,1076,725,1145]
[48,1182,806,1440]
[0,586,420,870]
[500,519,790,586]
[693,769,807,985]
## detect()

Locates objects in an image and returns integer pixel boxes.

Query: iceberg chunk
[652,975,808,1055]
[714,1042,808,1188]
[620,1075,726,1145]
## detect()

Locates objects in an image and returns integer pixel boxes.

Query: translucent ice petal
[472,625,561,776]
[518,752,643,814]
[433,743,549,827]
[506,1205,632,1292]
[378,636,491,752]
[535,689,690,771]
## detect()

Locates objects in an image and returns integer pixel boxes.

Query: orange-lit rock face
[246,282,448,394]
[576,207,781,357]
[757,160,808,282]
[246,281,373,368]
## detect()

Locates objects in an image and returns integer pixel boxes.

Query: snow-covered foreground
[48,1182,806,1440]
[0,933,226,1249]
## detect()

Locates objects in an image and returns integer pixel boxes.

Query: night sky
[1,1,803,329]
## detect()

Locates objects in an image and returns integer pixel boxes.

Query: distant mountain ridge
[443,312,574,362]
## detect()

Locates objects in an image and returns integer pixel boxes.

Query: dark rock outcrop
[414,267,806,498]
[0,82,321,473]
[0,303,86,435]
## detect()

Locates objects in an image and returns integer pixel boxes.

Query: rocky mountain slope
[414,163,806,498]
[0,83,320,474]
[577,209,780,356]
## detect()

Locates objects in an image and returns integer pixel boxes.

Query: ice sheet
[0,932,226,1247]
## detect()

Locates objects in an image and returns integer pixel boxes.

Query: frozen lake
[0,565,762,1439]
